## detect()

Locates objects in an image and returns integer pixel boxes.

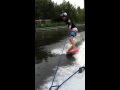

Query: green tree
[35,0,85,23]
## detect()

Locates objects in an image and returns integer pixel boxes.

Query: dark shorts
[69,31,77,37]
[69,27,78,37]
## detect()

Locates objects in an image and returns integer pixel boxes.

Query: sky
[51,0,84,9]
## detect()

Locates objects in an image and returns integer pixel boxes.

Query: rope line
[49,38,68,90]
[49,30,85,90]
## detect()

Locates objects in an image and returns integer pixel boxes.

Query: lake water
[35,25,85,90]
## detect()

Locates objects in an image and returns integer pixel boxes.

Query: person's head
[60,12,68,21]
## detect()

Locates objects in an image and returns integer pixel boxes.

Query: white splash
[74,41,85,67]
[50,43,71,55]
[37,32,85,90]
[39,65,85,90]
[51,33,83,55]
[51,36,85,67]
[38,41,85,90]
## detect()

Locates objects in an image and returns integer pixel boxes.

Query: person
[60,12,78,52]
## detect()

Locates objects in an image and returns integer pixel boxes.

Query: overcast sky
[51,0,84,9]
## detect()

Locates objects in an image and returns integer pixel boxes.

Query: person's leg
[69,37,76,49]
[68,31,77,49]
[68,46,73,51]
[68,28,78,52]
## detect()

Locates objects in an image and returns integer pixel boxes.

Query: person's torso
[64,18,76,29]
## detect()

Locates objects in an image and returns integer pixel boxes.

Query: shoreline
[36,24,85,31]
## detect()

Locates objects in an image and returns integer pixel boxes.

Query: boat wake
[37,32,85,90]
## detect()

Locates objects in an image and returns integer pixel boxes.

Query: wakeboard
[66,48,79,56]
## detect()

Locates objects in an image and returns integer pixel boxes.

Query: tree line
[35,0,85,23]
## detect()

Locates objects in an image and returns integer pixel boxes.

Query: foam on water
[74,41,85,66]
[38,66,85,90]
[37,40,85,90]
[51,33,83,55]
[51,33,85,67]
[37,32,85,90]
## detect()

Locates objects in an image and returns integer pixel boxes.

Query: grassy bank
[35,22,85,28]
[36,24,85,32]
[35,22,64,28]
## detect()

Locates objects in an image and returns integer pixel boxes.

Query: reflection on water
[35,29,67,47]
[35,25,85,64]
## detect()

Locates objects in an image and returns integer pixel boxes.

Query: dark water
[35,25,85,90]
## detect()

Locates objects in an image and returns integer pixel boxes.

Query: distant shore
[36,23,85,31]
